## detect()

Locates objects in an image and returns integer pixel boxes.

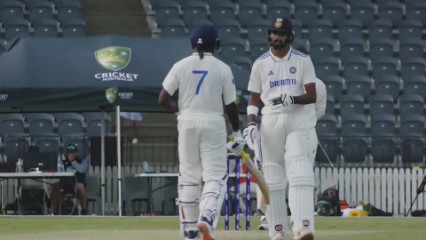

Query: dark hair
[196,46,204,59]
[190,24,220,58]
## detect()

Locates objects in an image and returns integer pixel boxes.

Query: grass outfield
[0,216,425,240]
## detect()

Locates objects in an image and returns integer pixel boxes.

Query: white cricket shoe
[197,216,215,240]
[258,215,269,230]
[271,232,285,240]
[183,230,199,240]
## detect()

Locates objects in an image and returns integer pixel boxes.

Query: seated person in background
[51,143,89,215]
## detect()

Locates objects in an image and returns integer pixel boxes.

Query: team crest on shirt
[290,66,297,74]
[302,220,310,227]
[275,18,283,28]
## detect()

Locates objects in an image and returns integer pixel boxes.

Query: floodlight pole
[116,105,123,216]
[101,111,105,216]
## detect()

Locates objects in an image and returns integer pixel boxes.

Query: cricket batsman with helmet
[251,77,328,231]
[246,17,318,240]
[158,24,245,240]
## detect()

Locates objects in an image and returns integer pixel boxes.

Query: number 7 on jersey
[193,70,208,95]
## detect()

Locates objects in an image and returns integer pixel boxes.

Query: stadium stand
[370,114,397,164]
[339,19,363,43]
[0,0,87,43]
[0,113,27,136]
[122,176,151,215]
[374,75,401,100]
[370,94,395,120]
[399,95,424,116]
[25,113,56,137]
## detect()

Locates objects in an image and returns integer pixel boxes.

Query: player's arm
[293,83,316,105]
[248,92,261,123]
[158,64,179,113]
[247,62,262,123]
[223,67,246,154]
[225,102,239,132]
[158,89,178,113]
[70,157,89,174]
[244,62,262,149]
[223,66,241,133]
[293,57,317,104]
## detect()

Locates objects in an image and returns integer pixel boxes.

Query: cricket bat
[240,151,270,205]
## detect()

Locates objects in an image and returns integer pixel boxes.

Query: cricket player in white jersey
[158,24,245,240]
[307,78,327,161]
[246,17,318,240]
[255,78,327,231]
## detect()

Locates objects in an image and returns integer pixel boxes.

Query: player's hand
[227,131,246,154]
[245,123,259,149]
[270,94,294,111]
[243,127,255,150]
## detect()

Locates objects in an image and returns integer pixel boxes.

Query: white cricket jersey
[248,47,317,115]
[315,78,327,120]
[162,53,236,116]
[305,78,328,126]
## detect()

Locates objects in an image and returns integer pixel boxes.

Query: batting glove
[245,122,259,150]
[243,127,255,150]
[227,131,246,155]
[270,94,294,111]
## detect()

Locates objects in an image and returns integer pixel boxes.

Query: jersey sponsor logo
[290,66,297,74]
[269,78,297,88]
[268,70,274,76]
[94,46,140,81]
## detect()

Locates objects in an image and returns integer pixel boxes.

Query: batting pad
[308,129,318,163]
[263,162,290,238]
[177,177,201,238]
[200,179,225,224]
[286,157,315,237]
[213,177,227,228]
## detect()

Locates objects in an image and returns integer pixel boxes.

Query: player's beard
[270,39,286,50]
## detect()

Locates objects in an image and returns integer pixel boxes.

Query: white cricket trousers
[177,114,228,183]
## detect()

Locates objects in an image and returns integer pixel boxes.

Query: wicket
[224,155,251,231]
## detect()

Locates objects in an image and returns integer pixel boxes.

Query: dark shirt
[63,156,89,183]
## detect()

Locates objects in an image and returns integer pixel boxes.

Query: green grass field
[0,216,425,240]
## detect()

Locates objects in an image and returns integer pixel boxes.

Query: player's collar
[191,52,213,56]
[269,47,292,62]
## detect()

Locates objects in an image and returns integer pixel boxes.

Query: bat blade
[240,151,270,205]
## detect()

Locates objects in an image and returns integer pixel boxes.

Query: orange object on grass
[340,200,349,210]
[239,162,257,184]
